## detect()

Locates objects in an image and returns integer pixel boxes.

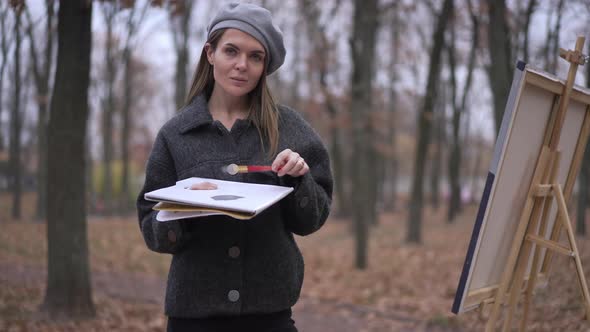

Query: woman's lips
[230,77,248,85]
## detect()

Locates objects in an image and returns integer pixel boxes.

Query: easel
[485,37,590,331]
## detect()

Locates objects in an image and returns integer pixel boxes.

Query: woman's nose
[235,54,247,71]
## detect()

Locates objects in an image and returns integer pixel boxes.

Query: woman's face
[206,29,266,98]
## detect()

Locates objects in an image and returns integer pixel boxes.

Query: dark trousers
[167,308,298,332]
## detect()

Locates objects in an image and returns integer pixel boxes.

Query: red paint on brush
[247,165,274,172]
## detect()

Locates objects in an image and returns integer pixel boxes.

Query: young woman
[136,3,333,332]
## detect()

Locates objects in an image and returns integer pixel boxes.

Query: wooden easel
[485,37,590,331]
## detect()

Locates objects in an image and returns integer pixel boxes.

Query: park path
[0,261,456,331]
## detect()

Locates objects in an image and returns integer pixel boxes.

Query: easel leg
[501,199,542,332]
[502,151,557,332]
[485,148,552,332]
[519,200,551,332]
[520,153,561,331]
[502,192,553,332]
[555,186,590,319]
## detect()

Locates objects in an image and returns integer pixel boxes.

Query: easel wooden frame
[454,58,590,316]
[485,37,590,332]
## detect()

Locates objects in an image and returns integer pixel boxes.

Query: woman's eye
[251,54,263,62]
[225,48,236,55]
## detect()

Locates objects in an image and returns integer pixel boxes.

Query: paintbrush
[223,163,275,175]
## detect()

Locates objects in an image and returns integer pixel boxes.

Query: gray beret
[207,2,286,75]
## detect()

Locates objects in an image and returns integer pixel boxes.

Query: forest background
[2,0,590,331]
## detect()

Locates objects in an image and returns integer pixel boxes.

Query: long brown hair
[185,29,280,160]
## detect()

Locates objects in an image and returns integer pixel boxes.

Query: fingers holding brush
[272,149,309,177]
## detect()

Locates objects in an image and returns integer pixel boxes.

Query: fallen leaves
[1,201,590,331]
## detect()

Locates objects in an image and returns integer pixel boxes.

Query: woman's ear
[205,43,214,65]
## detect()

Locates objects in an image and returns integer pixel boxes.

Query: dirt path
[0,261,455,331]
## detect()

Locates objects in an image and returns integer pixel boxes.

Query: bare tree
[43,0,94,318]
[299,0,349,217]
[429,80,445,210]
[120,1,149,212]
[0,2,12,153]
[542,0,565,73]
[99,2,120,214]
[291,11,304,112]
[467,134,484,205]
[24,0,56,221]
[407,0,454,243]
[447,0,479,222]
[9,2,23,220]
[486,0,512,134]
[383,3,402,212]
[350,0,378,268]
[169,0,193,110]
[520,0,537,62]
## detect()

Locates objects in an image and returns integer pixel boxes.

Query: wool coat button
[228,246,241,258]
[228,290,240,302]
[167,230,177,243]
[299,196,309,208]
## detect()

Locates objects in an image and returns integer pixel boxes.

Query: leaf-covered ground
[2,193,590,331]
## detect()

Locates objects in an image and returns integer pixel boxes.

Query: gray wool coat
[136,94,333,318]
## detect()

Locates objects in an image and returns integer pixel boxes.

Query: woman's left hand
[272,148,309,177]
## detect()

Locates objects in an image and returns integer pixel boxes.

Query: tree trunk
[385,5,401,212]
[541,0,564,73]
[486,0,512,135]
[429,84,445,210]
[447,23,460,221]
[521,0,536,62]
[120,3,148,214]
[375,145,385,218]
[43,0,95,318]
[407,0,453,243]
[469,137,483,205]
[86,135,95,214]
[121,46,132,213]
[36,96,49,221]
[547,0,564,73]
[368,112,380,225]
[447,2,478,222]
[290,17,301,110]
[25,1,56,222]
[174,43,188,110]
[328,103,348,217]
[38,0,55,222]
[322,34,348,219]
[171,0,193,110]
[0,4,9,152]
[101,4,116,215]
[10,6,22,220]
[350,0,378,269]
[448,127,462,222]
[300,0,349,218]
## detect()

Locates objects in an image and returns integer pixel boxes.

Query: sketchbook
[144,177,294,221]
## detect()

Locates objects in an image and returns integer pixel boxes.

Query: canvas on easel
[452,37,590,331]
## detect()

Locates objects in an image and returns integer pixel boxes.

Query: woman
[136,3,333,332]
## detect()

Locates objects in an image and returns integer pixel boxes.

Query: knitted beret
[207,2,286,75]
